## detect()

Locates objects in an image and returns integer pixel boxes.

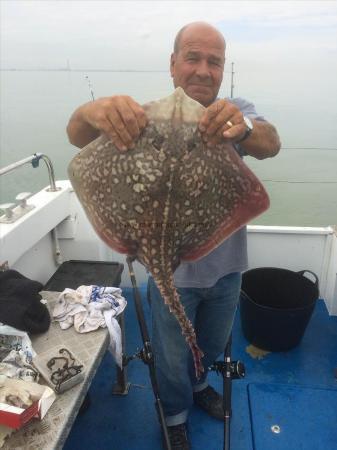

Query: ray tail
[152,269,204,379]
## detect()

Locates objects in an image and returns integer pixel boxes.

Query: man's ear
[170,53,176,78]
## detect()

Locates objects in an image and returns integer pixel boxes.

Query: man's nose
[195,60,211,79]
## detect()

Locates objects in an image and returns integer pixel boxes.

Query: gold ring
[226,120,233,128]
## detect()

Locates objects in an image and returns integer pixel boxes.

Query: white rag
[52,285,127,367]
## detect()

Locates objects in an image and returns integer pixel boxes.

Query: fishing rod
[209,334,245,450]
[85,75,95,101]
[125,256,172,450]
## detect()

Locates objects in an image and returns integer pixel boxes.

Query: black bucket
[240,268,319,351]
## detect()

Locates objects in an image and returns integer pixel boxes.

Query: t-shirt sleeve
[230,97,266,121]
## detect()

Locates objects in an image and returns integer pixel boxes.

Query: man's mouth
[188,84,212,90]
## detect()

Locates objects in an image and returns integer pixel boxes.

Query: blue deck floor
[64,285,337,450]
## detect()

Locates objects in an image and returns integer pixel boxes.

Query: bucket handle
[297,270,319,288]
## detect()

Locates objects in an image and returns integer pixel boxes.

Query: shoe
[193,385,224,420]
[164,423,190,450]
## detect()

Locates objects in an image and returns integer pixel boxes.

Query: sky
[1,0,337,72]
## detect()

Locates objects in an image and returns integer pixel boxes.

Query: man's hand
[198,99,281,159]
[67,95,147,150]
[198,99,246,147]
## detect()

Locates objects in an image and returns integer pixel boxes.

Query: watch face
[244,116,253,130]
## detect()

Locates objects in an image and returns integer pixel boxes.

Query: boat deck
[63,284,337,450]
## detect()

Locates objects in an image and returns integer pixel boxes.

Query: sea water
[1,70,337,226]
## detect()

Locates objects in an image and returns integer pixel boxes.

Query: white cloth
[52,285,127,367]
[0,350,39,383]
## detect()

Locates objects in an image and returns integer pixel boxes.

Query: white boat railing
[0,153,60,192]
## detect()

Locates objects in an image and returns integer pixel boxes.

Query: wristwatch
[237,116,253,143]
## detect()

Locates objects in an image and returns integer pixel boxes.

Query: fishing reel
[123,342,154,367]
[209,359,246,380]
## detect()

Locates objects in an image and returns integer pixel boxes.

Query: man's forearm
[66,105,100,148]
[239,120,281,160]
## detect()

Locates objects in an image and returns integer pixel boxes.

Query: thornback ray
[68,87,270,378]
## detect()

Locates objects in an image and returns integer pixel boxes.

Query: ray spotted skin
[68,88,269,378]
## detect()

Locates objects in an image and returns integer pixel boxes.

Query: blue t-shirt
[174,97,266,288]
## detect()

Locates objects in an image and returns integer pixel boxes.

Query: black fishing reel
[123,341,154,367]
[209,359,246,380]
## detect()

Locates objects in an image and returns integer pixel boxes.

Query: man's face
[170,26,225,107]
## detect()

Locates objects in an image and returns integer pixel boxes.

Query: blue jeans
[148,272,242,426]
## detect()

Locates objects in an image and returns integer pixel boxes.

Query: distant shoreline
[1,68,169,72]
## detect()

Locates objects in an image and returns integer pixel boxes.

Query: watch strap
[236,117,253,143]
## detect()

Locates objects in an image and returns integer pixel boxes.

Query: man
[67,22,280,450]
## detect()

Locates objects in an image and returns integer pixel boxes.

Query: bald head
[173,22,226,55]
[170,22,226,106]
